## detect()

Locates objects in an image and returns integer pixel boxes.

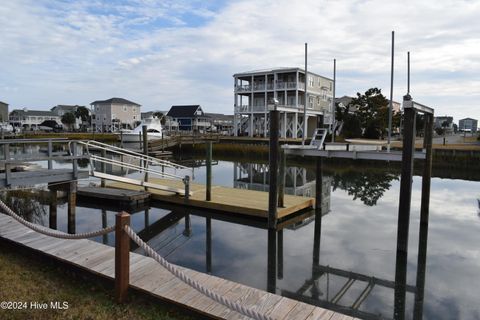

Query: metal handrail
[73,140,189,170]
[89,154,182,180]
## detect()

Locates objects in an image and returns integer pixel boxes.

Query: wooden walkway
[0,214,354,320]
[108,178,314,219]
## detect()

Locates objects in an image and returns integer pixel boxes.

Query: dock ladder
[71,140,192,196]
[310,128,328,149]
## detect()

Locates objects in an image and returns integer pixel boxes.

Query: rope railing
[124,225,273,320]
[0,199,115,239]
[0,201,274,319]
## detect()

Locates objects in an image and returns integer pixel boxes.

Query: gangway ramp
[74,140,192,196]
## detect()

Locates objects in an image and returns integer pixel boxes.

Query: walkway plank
[0,214,354,320]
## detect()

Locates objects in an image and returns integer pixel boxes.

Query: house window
[123,106,127,112]
[133,115,136,120]
[133,107,136,112]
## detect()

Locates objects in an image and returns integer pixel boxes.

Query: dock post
[394,96,417,320]
[72,141,78,180]
[313,158,323,266]
[206,142,212,201]
[138,132,142,150]
[277,150,286,208]
[277,230,283,279]
[267,229,277,293]
[47,139,53,170]
[120,130,124,149]
[206,217,212,273]
[268,108,280,229]
[67,181,77,234]
[48,188,57,230]
[115,211,130,303]
[413,112,434,320]
[3,144,10,187]
[101,148,106,188]
[142,125,148,190]
[102,209,108,244]
[183,176,192,236]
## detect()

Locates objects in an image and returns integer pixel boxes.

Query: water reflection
[3,157,480,319]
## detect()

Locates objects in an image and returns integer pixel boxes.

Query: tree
[153,111,166,125]
[74,106,90,123]
[61,112,76,131]
[349,88,389,139]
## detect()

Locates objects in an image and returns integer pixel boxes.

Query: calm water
[2,145,480,320]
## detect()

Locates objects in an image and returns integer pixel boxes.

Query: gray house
[91,98,141,132]
[51,105,90,130]
[9,109,60,130]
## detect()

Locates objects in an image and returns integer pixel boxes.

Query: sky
[0,0,479,123]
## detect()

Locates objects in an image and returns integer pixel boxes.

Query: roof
[234,67,333,81]
[167,105,202,118]
[90,97,140,106]
[10,109,58,117]
[459,117,478,121]
[0,101,8,106]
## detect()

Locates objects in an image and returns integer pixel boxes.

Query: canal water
[1,145,479,320]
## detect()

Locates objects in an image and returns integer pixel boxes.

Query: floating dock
[0,214,353,320]
[108,178,314,219]
[77,187,150,206]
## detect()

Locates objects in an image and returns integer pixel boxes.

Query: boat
[118,117,164,142]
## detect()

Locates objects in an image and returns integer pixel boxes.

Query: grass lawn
[0,243,193,320]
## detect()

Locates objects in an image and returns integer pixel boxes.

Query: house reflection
[233,162,332,213]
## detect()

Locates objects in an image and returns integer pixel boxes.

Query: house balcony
[235,104,310,113]
[235,81,306,93]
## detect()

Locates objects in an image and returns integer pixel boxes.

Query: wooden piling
[268,109,280,229]
[47,139,53,170]
[277,230,283,279]
[206,217,212,273]
[49,189,57,230]
[267,229,277,293]
[142,125,148,190]
[313,157,323,266]
[101,209,108,245]
[3,144,10,187]
[413,113,434,320]
[67,182,77,234]
[277,150,286,208]
[115,211,130,303]
[72,141,78,180]
[394,100,417,320]
[206,142,212,201]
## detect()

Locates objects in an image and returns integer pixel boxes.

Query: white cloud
[0,0,479,120]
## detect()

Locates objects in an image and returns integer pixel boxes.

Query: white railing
[72,140,192,195]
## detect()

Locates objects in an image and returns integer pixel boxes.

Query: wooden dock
[0,214,354,320]
[77,186,150,205]
[108,178,314,219]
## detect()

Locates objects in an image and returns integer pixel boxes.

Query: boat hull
[119,133,163,142]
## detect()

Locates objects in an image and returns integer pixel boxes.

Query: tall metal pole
[268,105,280,229]
[331,58,336,142]
[407,51,410,95]
[302,43,308,145]
[387,31,395,152]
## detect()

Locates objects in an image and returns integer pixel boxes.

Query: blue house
[166,105,211,132]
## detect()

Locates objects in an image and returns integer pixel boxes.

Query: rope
[0,199,115,239]
[124,225,274,320]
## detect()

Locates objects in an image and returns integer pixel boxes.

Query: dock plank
[0,214,353,320]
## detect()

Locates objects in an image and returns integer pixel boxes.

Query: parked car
[38,120,63,132]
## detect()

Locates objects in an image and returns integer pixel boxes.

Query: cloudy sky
[0,0,478,122]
